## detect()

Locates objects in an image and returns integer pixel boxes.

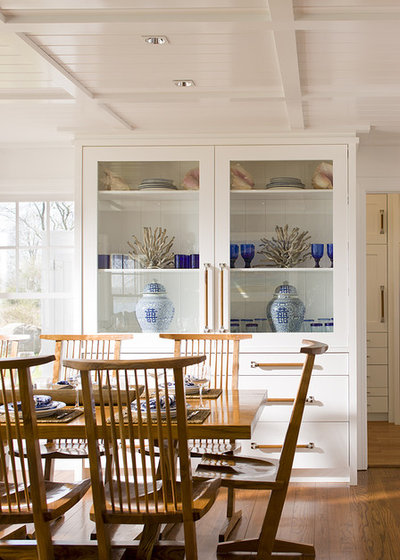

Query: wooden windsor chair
[64,355,221,560]
[159,333,251,541]
[39,334,133,480]
[0,334,25,358]
[195,339,328,559]
[0,355,90,560]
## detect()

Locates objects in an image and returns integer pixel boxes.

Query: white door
[81,145,215,338]
[366,244,387,332]
[366,194,387,244]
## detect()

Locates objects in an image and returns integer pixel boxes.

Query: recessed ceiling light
[143,36,168,45]
[174,80,195,87]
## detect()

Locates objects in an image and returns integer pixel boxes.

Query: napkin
[132,395,176,412]
[9,394,52,411]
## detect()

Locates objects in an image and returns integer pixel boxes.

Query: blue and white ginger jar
[136,280,174,333]
[268,281,305,333]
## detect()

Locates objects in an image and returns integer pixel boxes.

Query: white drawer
[240,421,349,478]
[367,396,388,413]
[238,375,348,422]
[367,365,388,387]
[367,332,387,347]
[239,352,348,376]
[367,347,387,365]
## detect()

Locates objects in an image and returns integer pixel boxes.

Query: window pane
[0,249,16,291]
[19,202,47,247]
[50,201,74,247]
[0,298,40,337]
[49,247,74,291]
[19,248,43,292]
[0,203,16,246]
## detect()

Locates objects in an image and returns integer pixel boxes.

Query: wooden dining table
[0,388,267,559]
[29,388,267,441]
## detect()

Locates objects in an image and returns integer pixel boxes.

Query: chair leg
[44,457,54,481]
[218,487,242,542]
[137,523,160,560]
[272,539,315,558]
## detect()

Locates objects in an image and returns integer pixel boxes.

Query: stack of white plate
[0,395,66,418]
[138,178,177,191]
[265,177,306,190]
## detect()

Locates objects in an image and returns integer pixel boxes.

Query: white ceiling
[0,0,400,144]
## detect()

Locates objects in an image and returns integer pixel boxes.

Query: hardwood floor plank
[45,466,400,559]
[368,422,400,466]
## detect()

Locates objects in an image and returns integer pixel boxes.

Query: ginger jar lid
[274,281,298,296]
[142,280,166,294]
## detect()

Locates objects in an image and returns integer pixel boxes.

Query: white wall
[358,145,400,186]
[0,144,74,197]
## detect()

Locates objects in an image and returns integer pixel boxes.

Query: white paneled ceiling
[0,0,399,143]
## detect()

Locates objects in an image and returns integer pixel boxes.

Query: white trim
[356,178,400,473]
[74,134,359,148]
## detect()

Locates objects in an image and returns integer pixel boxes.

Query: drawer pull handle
[251,361,304,368]
[203,263,211,333]
[267,396,315,404]
[380,209,385,234]
[251,442,315,450]
[219,263,227,333]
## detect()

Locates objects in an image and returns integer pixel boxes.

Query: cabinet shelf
[230,189,332,200]
[231,267,333,272]
[98,268,198,273]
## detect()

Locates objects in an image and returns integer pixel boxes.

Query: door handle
[380,285,385,323]
[219,263,228,332]
[380,209,385,234]
[203,263,211,333]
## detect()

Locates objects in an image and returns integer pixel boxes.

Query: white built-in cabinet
[366,194,388,419]
[79,140,355,482]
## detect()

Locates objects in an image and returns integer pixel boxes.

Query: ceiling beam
[0,8,268,25]
[13,32,135,130]
[268,0,304,130]
[0,88,73,101]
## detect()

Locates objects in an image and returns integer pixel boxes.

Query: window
[0,201,75,356]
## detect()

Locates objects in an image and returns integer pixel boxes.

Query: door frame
[357,179,400,471]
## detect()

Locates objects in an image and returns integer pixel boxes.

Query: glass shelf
[231,267,333,272]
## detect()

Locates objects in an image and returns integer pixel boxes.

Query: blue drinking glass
[240,243,255,268]
[311,243,324,268]
[327,243,333,268]
[230,244,239,268]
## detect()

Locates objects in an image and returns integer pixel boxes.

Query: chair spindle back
[159,334,251,390]
[40,334,133,384]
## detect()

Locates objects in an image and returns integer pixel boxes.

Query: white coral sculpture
[127,227,175,268]
[258,225,311,268]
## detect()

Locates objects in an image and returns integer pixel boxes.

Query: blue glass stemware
[230,244,239,268]
[327,243,333,268]
[311,243,324,268]
[240,243,255,268]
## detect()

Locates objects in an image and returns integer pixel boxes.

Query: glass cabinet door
[215,145,348,346]
[82,146,214,334]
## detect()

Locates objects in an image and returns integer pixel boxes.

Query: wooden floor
[49,467,400,560]
[368,421,400,466]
